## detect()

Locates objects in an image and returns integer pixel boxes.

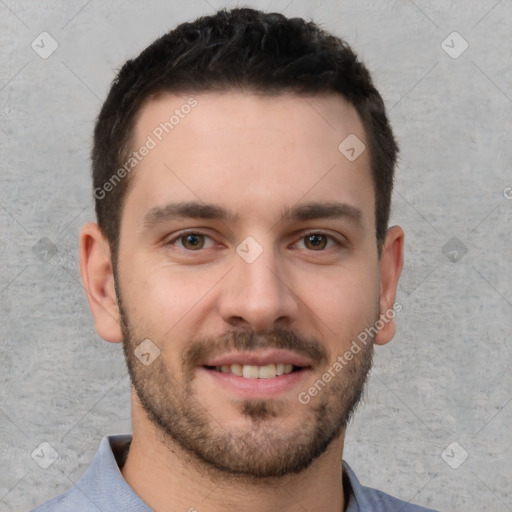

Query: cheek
[125,259,223,337]
[307,266,380,338]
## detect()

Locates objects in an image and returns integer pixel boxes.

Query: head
[92,7,398,266]
[81,7,403,480]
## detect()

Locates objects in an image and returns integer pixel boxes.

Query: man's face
[115,92,381,478]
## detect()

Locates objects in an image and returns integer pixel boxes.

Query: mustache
[182,326,330,369]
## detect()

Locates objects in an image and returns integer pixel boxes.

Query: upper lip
[203,350,313,368]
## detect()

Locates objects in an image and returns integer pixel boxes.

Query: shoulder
[29,486,94,512]
[343,460,438,512]
[30,434,137,512]
[356,486,438,511]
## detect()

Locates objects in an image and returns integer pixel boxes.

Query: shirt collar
[83,435,363,511]
[77,434,151,511]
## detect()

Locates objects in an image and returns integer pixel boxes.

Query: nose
[217,241,300,332]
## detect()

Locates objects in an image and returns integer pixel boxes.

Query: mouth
[199,350,313,398]
[203,363,306,379]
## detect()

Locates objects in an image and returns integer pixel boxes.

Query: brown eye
[165,230,219,255]
[181,233,205,250]
[294,232,342,252]
[304,234,328,250]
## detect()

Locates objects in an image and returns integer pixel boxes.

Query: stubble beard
[117,291,375,481]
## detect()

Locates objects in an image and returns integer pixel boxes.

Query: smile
[205,363,301,379]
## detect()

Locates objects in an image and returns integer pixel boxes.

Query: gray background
[1,0,511,510]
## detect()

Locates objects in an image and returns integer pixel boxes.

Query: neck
[121,401,346,512]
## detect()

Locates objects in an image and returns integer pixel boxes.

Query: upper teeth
[215,363,295,379]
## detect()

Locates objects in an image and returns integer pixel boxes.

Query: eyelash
[165,230,344,252]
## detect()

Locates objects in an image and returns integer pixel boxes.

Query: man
[33,7,437,512]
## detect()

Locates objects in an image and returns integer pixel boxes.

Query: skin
[80,92,404,512]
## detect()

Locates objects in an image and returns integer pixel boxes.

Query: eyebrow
[279,201,362,224]
[142,200,363,230]
[143,201,237,229]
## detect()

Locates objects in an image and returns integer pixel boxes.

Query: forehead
[124,91,374,229]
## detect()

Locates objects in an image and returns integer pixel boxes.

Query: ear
[79,222,123,343]
[374,225,404,346]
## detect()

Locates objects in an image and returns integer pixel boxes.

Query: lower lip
[198,366,311,398]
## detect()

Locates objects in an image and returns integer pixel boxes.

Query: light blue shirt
[31,434,438,511]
